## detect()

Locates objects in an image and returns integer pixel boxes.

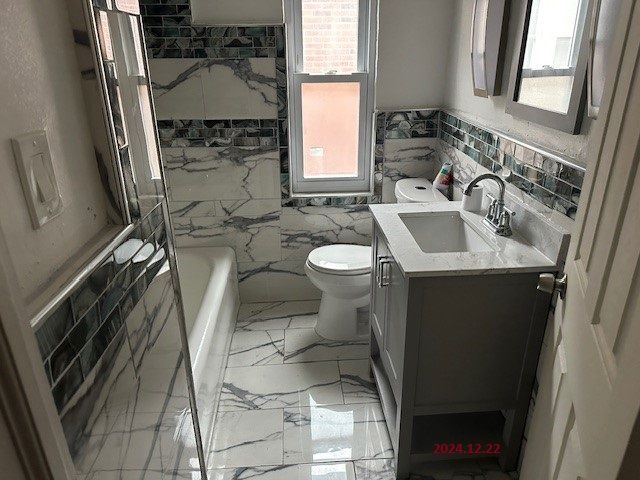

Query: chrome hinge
[538,273,568,299]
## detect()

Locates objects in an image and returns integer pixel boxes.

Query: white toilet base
[315,292,369,341]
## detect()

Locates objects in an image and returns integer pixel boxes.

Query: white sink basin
[399,211,495,253]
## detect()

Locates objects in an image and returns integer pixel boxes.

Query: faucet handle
[485,193,498,220]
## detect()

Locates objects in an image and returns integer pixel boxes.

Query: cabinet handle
[378,258,391,287]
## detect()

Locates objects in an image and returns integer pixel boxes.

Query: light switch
[11,130,63,229]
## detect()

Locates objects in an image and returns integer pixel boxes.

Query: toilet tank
[394,178,448,203]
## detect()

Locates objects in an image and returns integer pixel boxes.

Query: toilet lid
[307,244,372,275]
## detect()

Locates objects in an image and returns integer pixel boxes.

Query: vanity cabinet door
[381,254,409,399]
[371,232,390,347]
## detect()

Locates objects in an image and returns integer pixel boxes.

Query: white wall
[0,0,109,302]
[192,0,283,24]
[376,0,454,110]
[444,0,592,164]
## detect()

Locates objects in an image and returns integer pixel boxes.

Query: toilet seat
[307,244,372,276]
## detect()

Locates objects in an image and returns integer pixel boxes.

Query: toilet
[306,178,447,340]
[305,244,372,340]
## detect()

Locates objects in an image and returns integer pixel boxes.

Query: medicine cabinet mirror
[471,0,509,97]
[506,0,594,133]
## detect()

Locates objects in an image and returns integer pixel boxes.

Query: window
[285,0,377,195]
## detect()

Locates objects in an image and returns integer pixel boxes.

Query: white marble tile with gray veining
[235,301,320,331]
[201,58,278,119]
[149,58,277,120]
[208,462,357,480]
[163,147,280,201]
[281,208,372,261]
[227,330,285,367]
[219,362,343,411]
[148,59,206,119]
[339,360,378,404]
[382,138,440,202]
[284,329,369,363]
[169,200,218,218]
[283,403,393,465]
[208,409,284,468]
[172,214,281,261]
[237,260,320,303]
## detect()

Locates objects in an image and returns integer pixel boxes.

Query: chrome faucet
[464,173,514,236]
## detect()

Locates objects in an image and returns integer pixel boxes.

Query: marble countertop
[369,201,559,278]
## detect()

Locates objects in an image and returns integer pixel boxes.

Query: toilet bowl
[305,244,372,340]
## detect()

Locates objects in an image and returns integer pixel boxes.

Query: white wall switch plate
[11,130,63,229]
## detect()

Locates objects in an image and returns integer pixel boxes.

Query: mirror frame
[505,0,594,134]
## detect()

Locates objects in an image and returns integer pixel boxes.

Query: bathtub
[175,246,239,450]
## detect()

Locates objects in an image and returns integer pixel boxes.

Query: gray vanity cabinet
[369,223,554,479]
[372,232,409,398]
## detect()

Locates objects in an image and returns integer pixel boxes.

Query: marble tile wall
[34,203,166,412]
[141,2,441,302]
[32,202,198,477]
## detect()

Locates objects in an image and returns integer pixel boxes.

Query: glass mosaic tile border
[439,112,584,219]
[140,1,285,60]
[157,119,278,147]
[34,203,169,412]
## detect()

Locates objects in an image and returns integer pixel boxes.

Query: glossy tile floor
[84,301,515,479]
[201,301,515,480]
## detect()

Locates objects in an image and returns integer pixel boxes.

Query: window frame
[284,0,378,196]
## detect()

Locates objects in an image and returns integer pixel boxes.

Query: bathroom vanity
[369,202,563,477]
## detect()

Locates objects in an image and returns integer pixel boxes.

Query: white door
[520,1,640,479]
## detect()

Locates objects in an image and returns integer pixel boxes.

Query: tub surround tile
[169,201,219,218]
[149,59,206,119]
[219,362,343,411]
[208,409,284,468]
[172,214,281,262]
[227,330,285,367]
[164,146,280,201]
[339,360,378,405]
[236,301,320,331]
[283,403,393,465]
[149,58,277,120]
[208,462,357,480]
[284,329,369,363]
[201,59,277,119]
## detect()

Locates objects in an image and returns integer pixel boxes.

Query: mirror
[66,0,166,225]
[506,0,594,133]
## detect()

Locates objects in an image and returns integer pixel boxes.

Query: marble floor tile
[208,462,357,480]
[284,329,369,363]
[219,362,343,411]
[338,360,378,404]
[84,470,165,479]
[227,330,285,367]
[283,403,393,465]
[208,409,283,468]
[236,301,319,331]
[353,459,396,480]
[355,458,514,480]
